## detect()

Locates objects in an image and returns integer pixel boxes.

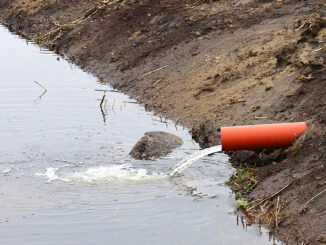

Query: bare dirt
[1,0,326,243]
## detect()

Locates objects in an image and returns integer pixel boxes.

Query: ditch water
[0,25,274,244]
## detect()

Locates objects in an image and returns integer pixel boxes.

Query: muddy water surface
[0,25,273,244]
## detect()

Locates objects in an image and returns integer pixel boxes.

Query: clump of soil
[1,0,326,243]
[190,123,220,148]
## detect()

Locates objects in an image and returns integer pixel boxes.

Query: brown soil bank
[1,0,325,243]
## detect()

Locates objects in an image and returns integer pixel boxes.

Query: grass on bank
[228,166,258,208]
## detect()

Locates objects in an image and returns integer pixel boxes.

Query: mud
[191,122,221,148]
[1,0,326,243]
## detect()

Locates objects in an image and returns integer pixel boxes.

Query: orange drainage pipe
[221,122,307,151]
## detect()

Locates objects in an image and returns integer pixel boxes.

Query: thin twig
[230,100,246,105]
[142,65,168,77]
[95,89,118,92]
[295,22,306,32]
[104,99,108,108]
[175,118,180,126]
[275,196,280,229]
[253,116,268,120]
[248,181,292,212]
[315,44,326,52]
[300,188,326,213]
[34,81,47,92]
[153,79,162,86]
[100,91,106,108]
[123,101,138,104]
[144,79,163,89]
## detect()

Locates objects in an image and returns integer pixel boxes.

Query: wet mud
[1,0,326,243]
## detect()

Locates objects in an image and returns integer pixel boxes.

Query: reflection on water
[0,24,275,244]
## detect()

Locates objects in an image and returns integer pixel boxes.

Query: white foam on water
[35,146,222,183]
[168,145,222,176]
[61,165,166,183]
[36,164,166,184]
[36,167,59,182]
[1,168,13,174]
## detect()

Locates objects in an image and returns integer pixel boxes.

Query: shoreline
[1,0,326,243]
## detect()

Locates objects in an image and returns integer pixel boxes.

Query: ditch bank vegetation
[1,0,325,243]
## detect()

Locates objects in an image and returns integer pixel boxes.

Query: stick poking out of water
[100,91,106,108]
[168,145,222,176]
[34,81,47,92]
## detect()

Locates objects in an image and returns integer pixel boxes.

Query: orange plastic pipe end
[221,122,307,151]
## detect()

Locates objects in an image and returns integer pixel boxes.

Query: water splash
[36,167,59,182]
[36,146,222,183]
[168,145,222,176]
[62,165,165,183]
[36,164,165,184]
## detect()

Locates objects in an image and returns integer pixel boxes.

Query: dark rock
[191,123,220,148]
[130,131,183,159]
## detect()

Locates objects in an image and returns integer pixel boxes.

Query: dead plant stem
[248,181,292,212]
[300,188,326,213]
